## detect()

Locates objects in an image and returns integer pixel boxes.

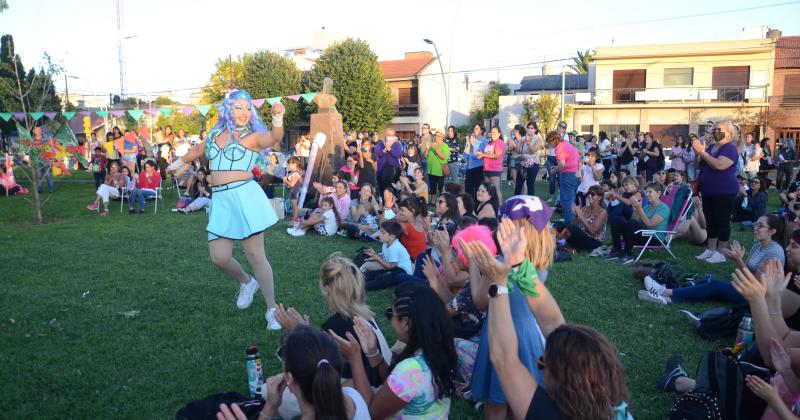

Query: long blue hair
[212,89,267,140]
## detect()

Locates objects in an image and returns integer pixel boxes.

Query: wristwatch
[488,283,509,298]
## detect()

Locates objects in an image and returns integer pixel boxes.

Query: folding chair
[153,180,164,214]
[632,191,694,262]
[120,187,133,213]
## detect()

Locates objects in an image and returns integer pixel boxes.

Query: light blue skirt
[207,179,277,241]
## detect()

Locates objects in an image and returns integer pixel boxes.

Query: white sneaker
[638,289,668,305]
[644,276,666,296]
[236,277,260,309]
[705,251,726,264]
[265,307,282,331]
[695,249,714,260]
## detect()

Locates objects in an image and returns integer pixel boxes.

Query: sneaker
[621,254,637,265]
[603,251,622,261]
[235,277,260,309]
[86,203,99,211]
[644,276,666,296]
[638,289,667,305]
[680,309,701,328]
[265,307,282,331]
[695,249,714,260]
[100,210,109,216]
[138,209,145,214]
[336,229,348,237]
[656,354,687,392]
[129,208,136,214]
[171,208,180,213]
[705,251,726,264]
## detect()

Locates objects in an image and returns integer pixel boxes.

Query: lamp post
[424,38,450,128]
[64,74,79,111]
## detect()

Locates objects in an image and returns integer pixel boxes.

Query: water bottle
[735,315,754,347]
[245,346,264,398]
[703,273,712,284]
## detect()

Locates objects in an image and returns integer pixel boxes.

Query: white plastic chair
[632,191,694,262]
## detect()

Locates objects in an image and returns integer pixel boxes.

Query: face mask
[713,130,726,141]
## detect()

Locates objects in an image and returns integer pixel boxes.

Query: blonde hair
[319,253,374,320]
[621,175,639,188]
[512,219,554,271]
[716,119,735,141]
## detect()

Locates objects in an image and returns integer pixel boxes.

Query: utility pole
[560,65,566,122]
[116,0,126,100]
[64,74,69,111]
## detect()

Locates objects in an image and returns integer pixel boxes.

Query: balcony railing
[587,86,768,105]
[396,104,419,117]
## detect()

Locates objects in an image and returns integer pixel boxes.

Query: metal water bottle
[245,346,264,398]
[735,315,754,346]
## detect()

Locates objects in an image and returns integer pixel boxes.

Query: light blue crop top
[205,127,260,172]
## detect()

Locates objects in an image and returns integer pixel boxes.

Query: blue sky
[1,0,798,102]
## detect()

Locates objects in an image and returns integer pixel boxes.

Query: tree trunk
[29,160,43,224]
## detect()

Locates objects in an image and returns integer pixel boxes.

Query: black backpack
[695,305,748,341]
[669,391,722,420]
[649,262,686,289]
[175,392,263,420]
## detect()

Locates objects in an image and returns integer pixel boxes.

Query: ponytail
[417,195,429,218]
[312,361,348,420]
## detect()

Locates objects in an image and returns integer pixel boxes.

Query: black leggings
[564,223,602,251]
[378,165,399,196]
[364,267,408,291]
[702,194,736,242]
[429,174,444,196]
[609,218,647,254]
[465,167,484,198]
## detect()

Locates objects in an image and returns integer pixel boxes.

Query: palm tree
[569,49,594,74]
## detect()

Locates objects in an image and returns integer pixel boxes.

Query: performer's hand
[271,101,285,117]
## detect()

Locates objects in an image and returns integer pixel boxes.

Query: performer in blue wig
[168,89,285,330]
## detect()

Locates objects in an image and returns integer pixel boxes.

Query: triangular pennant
[159,107,173,116]
[62,111,76,121]
[79,111,92,117]
[30,112,44,120]
[110,110,125,118]
[300,92,317,103]
[266,97,282,106]
[286,94,301,101]
[96,111,109,118]
[0,112,11,122]
[180,105,195,116]
[53,122,79,146]
[15,122,33,143]
[252,98,265,108]
[196,104,211,116]
[13,112,26,121]
[145,108,158,116]
[127,109,145,120]
[44,112,57,120]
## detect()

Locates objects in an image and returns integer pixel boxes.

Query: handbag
[441,161,450,177]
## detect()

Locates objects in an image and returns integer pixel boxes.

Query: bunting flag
[159,107,173,116]
[127,109,145,120]
[145,108,158,116]
[196,104,211,116]
[300,92,317,103]
[180,105,195,116]
[30,112,44,120]
[266,97,282,106]
[0,112,11,122]
[79,111,92,117]
[252,98,265,108]
[44,112,58,120]
[62,111,76,121]
[13,112,26,121]
[110,110,125,118]
[96,110,109,118]
[286,94,301,101]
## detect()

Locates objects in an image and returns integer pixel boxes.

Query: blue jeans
[671,279,745,305]
[546,156,559,196]
[559,172,579,223]
[129,188,156,210]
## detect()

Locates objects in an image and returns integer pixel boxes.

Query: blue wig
[212,89,267,140]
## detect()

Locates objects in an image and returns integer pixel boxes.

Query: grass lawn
[0,172,770,419]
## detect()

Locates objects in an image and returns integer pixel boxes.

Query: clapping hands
[274,304,310,331]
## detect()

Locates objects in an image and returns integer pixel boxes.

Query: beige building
[573,36,777,146]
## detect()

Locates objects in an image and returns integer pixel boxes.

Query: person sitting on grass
[178,167,211,213]
[734,177,768,229]
[1,153,28,195]
[284,156,303,222]
[329,283,458,420]
[605,175,641,224]
[342,183,381,240]
[605,182,669,264]
[312,179,352,223]
[674,196,708,246]
[86,161,126,216]
[639,214,786,305]
[395,196,430,261]
[457,192,476,219]
[475,182,499,220]
[431,192,460,239]
[398,166,428,204]
[129,160,161,214]
[287,196,341,237]
[555,184,607,252]
[360,220,414,291]
[463,219,633,420]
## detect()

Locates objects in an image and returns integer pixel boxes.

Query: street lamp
[424,38,450,128]
[64,74,80,110]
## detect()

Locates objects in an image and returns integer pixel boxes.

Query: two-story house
[769,35,800,143]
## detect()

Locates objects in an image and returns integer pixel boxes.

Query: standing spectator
[426,129,450,197]
[418,123,432,184]
[743,132,762,180]
[284,156,302,222]
[121,131,139,174]
[129,160,161,214]
[545,123,567,203]
[294,132,311,166]
[89,147,108,189]
[759,137,774,181]
[400,143,420,181]
[478,127,507,203]
[598,130,614,178]
[1,153,28,195]
[357,138,377,190]
[547,130,580,223]
[508,125,525,188]
[463,124,487,198]
[515,127,543,196]
[641,133,662,181]
[445,125,460,183]
[156,125,173,179]
[670,135,688,174]
[374,128,402,195]
[617,130,639,177]
[685,133,699,180]
[692,120,740,264]
[576,149,604,207]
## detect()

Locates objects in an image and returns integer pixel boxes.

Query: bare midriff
[208,132,260,187]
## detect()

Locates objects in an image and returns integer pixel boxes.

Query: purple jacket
[374,140,402,173]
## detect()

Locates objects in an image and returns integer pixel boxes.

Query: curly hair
[212,89,267,140]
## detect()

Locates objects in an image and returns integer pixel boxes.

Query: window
[580,124,593,134]
[397,87,418,105]
[663,68,693,86]
[785,75,800,97]
[599,124,640,140]
[612,69,646,103]
[712,66,750,101]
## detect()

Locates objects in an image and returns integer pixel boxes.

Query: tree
[0,0,8,13]
[307,38,394,132]
[472,82,511,123]
[569,49,594,75]
[201,57,244,103]
[152,96,175,106]
[526,93,573,133]
[238,51,303,131]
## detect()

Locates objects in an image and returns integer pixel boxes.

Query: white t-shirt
[578,162,604,193]
[599,139,612,156]
[382,239,413,274]
[315,209,338,236]
[174,139,190,158]
[342,387,370,420]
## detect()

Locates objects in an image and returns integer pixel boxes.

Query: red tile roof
[379,57,435,79]
[776,36,800,69]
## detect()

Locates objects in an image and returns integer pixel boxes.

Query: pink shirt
[482,140,506,172]
[555,141,579,173]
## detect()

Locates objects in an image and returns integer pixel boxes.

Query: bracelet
[272,114,283,128]
[364,349,380,358]
[259,412,278,420]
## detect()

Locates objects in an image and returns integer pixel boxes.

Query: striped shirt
[747,241,785,273]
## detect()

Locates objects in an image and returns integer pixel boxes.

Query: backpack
[175,392,263,420]
[648,262,686,289]
[695,305,748,341]
[669,391,722,420]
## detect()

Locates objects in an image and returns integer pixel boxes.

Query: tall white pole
[560,65,566,122]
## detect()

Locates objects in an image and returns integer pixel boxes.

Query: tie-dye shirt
[386,352,450,419]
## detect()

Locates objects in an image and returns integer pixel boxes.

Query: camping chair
[632,191,694,263]
[138,180,164,214]
[119,186,134,213]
